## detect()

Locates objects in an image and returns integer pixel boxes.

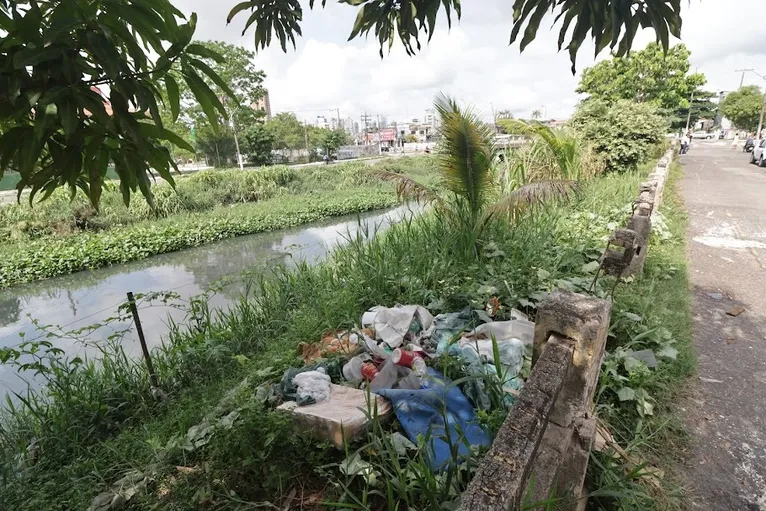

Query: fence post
[126,292,159,389]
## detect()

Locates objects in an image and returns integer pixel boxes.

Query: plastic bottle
[342,356,364,383]
[411,357,427,376]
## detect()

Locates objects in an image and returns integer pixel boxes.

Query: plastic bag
[292,369,331,405]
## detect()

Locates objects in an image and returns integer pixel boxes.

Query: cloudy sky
[175,0,764,124]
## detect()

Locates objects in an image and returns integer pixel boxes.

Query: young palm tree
[499,119,584,184]
[531,109,543,120]
[374,94,576,241]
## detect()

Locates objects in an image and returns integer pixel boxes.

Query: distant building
[424,108,437,128]
[252,90,272,119]
[315,115,330,129]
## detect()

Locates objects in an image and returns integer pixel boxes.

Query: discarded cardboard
[277,384,392,448]
[726,306,745,317]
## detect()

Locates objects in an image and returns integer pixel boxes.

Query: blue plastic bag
[375,369,491,470]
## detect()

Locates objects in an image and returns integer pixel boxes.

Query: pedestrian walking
[680,133,690,155]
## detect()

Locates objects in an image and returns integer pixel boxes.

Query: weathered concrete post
[460,292,611,511]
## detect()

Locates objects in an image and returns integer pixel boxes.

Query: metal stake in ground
[126,292,159,389]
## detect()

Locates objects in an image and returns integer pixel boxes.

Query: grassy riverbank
[0,157,695,509]
[0,157,436,287]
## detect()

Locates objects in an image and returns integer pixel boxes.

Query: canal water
[0,205,418,395]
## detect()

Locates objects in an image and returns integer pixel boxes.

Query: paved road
[680,141,766,510]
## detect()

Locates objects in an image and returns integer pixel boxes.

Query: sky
[175,0,765,124]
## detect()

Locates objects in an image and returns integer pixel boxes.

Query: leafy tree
[496,110,514,120]
[195,125,237,168]
[721,86,764,132]
[670,90,717,131]
[267,112,306,151]
[531,109,543,120]
[240,123,274,165]
[569,98,667,173]
[228,0,683,72]
[320,129,352,154]
[0,0,234,206]
[405,134,419,143]
[578,43,705,115]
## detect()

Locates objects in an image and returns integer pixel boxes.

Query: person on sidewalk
[680,133,690,154]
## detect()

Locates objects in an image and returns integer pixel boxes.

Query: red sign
[380,128,396,142]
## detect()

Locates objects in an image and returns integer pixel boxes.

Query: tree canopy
[1,0,687,207]
[720,86,764,132]
[228,0,684,73]
[569,98,667,173]
[577,43,706,125]
[0,0,236,207]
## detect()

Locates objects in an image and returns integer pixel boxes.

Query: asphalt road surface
[680,140,766,510]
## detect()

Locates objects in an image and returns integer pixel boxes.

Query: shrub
[569,98,667,173]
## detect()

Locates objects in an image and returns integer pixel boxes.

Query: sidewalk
[680,143,766,510]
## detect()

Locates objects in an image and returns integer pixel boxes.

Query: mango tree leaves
[0,0,234,207]
[511,0,683,73]
[229,0,683,71]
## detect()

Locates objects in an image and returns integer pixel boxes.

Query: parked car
[744,138,755,152]
[750,139,766,166]
[692,130,714,140]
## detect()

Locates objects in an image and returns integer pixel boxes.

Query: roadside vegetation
[0,157,436,288]
[0,92,694,510]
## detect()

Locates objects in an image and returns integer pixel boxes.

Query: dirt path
[680,141,766,510]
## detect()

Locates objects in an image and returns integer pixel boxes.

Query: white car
[692,130,714,140]
[750,139,766,166]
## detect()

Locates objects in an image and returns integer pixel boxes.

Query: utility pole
[336,108,341,130]
[490,102,497,133]
[303,119,309,158]
[736,68,754,89]
[376,114,382,153]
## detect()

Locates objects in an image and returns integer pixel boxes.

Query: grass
[587,159,695,510]
[0,157,695,510]
[0,156,437,287]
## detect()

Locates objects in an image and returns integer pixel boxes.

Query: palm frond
[433,93,497,219]
[483,179,578,222]
[370,170,441,205]
[500,119,582,181]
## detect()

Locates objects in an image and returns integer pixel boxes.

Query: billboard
[380,128,396,142]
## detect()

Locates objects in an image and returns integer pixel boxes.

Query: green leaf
[164,74,180,122]
[616,387,635,402]
[581,261,601,273]
[187,57,237,101]
[186,43,226,63]
[657,346,678,360]
[227,1,254,24]
[183,67,228,126]
[12,46,65,68]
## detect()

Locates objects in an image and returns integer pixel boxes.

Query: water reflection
[0,204,417,394]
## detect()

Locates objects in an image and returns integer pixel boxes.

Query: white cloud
[174,0,765,122]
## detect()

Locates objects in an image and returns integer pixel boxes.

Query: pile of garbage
[275,304,535,469]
